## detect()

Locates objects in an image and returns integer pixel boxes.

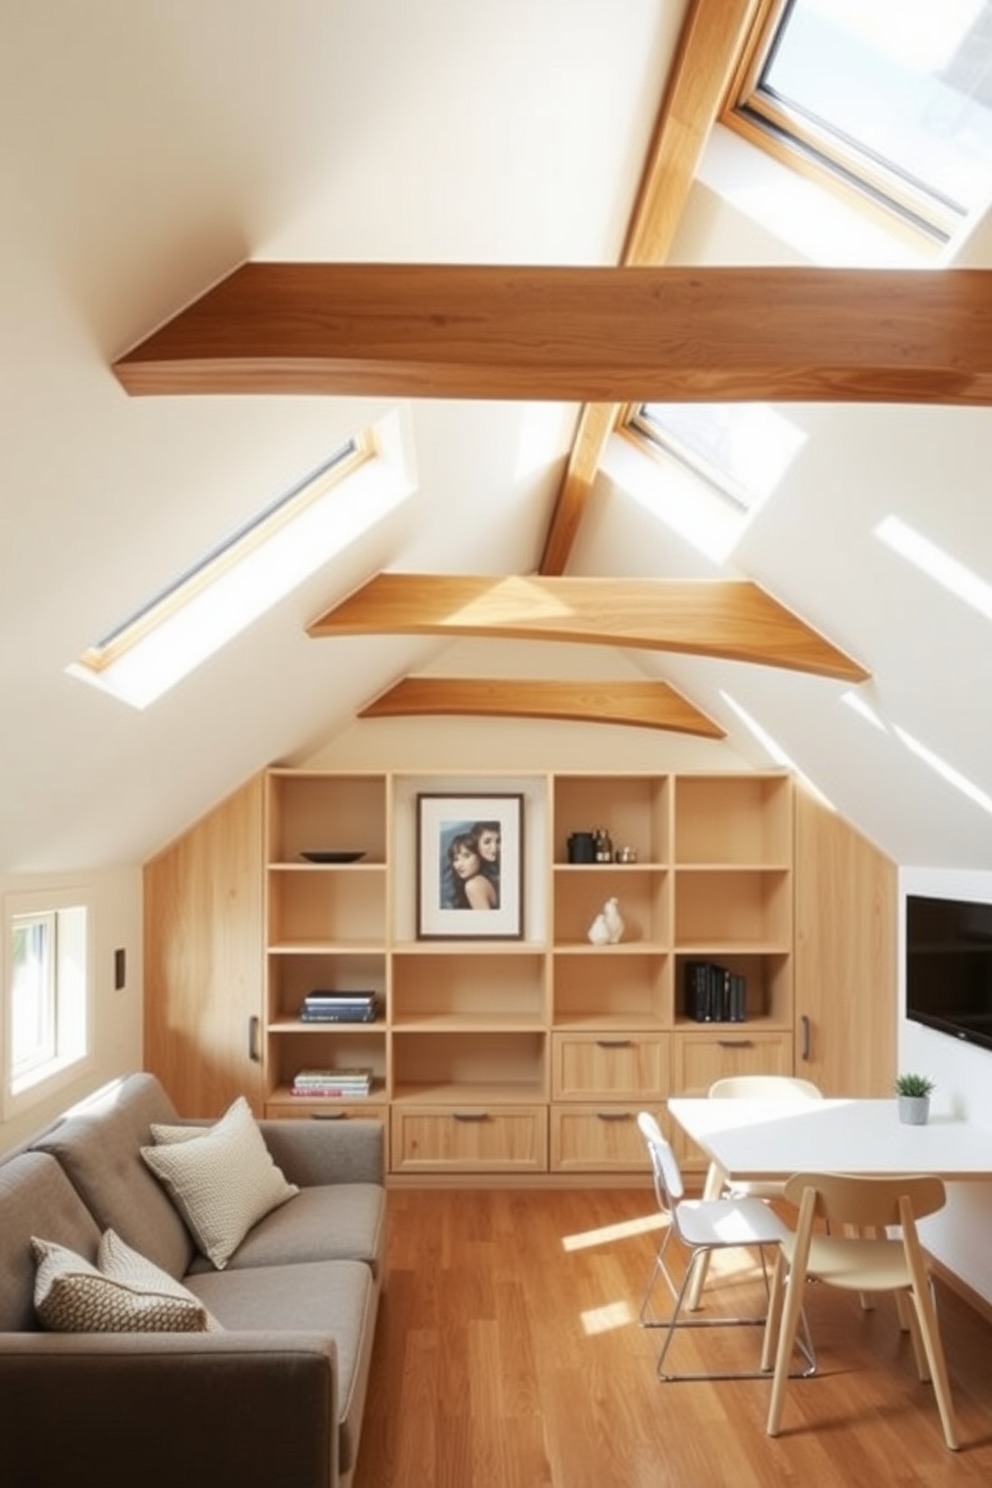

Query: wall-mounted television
[906,894,992,1054]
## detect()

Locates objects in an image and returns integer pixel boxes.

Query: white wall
[900,867,992,1307]
[0,866,143,1155]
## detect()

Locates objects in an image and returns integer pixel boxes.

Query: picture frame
[416,793,524,940]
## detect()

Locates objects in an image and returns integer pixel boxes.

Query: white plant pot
[898,1094,930,1126]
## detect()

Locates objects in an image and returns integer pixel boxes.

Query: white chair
[762,1171,958,1450]
[636,1111,815,1382]
[686,1075,823,1311]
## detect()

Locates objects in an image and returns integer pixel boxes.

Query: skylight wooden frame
[721,0,974,252]
[77,431,374,677]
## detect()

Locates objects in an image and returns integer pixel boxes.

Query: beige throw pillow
[33,1231,219,1332]
[141,1095,298,1269]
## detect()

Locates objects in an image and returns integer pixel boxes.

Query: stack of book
[684,960,747,1023]
[299,991,377,1023]
[290,1068,374,1098]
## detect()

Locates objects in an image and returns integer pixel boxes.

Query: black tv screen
[906,894,992,1053]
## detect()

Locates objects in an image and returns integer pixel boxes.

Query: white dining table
[667,1097,992,1183]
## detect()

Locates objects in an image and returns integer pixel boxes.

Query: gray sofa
[0,1072,385,1488]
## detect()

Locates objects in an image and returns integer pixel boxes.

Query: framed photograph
[416,793,524,940]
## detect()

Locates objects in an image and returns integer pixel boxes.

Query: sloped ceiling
[3,0,992,875]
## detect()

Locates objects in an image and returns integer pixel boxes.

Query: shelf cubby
[267,770,387,864]
[552,949,670,1027]
[266,865,387,947]
[553,867,670,946]
[553,773,670,865]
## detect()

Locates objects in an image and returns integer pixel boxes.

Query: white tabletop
[667,1097,992,1182]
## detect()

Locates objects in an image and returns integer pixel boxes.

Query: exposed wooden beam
[308,574,869,682]
[359,678,725,736]
[112,263,992,406]
[540,0,762,575]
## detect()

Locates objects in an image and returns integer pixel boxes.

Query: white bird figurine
[603,897,625,944]
[587,912,610,946]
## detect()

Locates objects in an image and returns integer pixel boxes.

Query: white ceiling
[3,0,992,874]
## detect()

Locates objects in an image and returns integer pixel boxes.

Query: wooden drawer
[670,1029,792,1170]
[550,1104,656,1172]
[264,1098,388,1122]
[390,1104,548,1174]
[671,1029,792,1095]
[552,1031,670,1101]
[264,1099,389,1167]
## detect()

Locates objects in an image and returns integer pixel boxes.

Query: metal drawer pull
[248,1015,260,1062]
[596,1111,633,1122]
[801,1014,811,1061]
[452,1111,489,1122]
[716,1039,753,1048]
[596,1039,633,1048]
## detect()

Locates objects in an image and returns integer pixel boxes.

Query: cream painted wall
[900,867,992,1309]
[0,866,143,1155]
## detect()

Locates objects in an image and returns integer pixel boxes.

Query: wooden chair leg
[760,1248,786,1372]
[766,1259,809,1435]
[906,1270,959,1450]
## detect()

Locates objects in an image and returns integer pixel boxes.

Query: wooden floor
[353,1187,992,1488]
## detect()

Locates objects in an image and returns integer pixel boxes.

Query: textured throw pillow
[32,1232,220,1333]
[140,1096,299,1269]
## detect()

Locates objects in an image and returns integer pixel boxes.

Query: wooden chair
[636,1111,815,1381]
[762,1171,959,1450]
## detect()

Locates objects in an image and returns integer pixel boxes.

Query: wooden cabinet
[793,783,896,1096]
[144,776,265,1116]
[145,765,895,1181]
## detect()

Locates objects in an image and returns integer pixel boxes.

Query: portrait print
[417,794,523,939]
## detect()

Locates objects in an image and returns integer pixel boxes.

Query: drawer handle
[595,1039,633,1049]
[716,1039,754,1048]
[596,1111,633,1122]
[452,1111,489,1122]
[248,1015,260,1063]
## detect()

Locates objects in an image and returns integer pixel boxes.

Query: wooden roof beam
[308,574,869,683]
[540,0,762,574]
[113,263,992,406]
[359,678,725,736]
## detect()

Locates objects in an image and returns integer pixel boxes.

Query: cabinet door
[794,787,896,1095]
[144,776,265,1116]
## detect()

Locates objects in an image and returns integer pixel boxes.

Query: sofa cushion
[141,1096,299,1270]
[186,1257,377,1475]
[32,1231,221,1333]
[32,1073,195,1279]
[185,1182,386,1279]
[0,1151,102,1331]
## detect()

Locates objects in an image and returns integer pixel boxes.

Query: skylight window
[612,402,806,562]
[726,0,992,247]
[67,412,415,709]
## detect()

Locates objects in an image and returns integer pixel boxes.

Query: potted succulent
[894,1072,935,1126]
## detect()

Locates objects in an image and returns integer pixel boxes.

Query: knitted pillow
[33,1231,220,1332]
[140,1096,298,1269]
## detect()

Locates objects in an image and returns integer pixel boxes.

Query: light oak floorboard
[354,1189,992,1488]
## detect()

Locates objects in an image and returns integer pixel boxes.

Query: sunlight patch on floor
[561,1212,663,1252]
[580,1300,637,1335]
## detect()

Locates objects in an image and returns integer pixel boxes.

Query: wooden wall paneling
[793,783,897,1095]
[144,774,265,1115]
